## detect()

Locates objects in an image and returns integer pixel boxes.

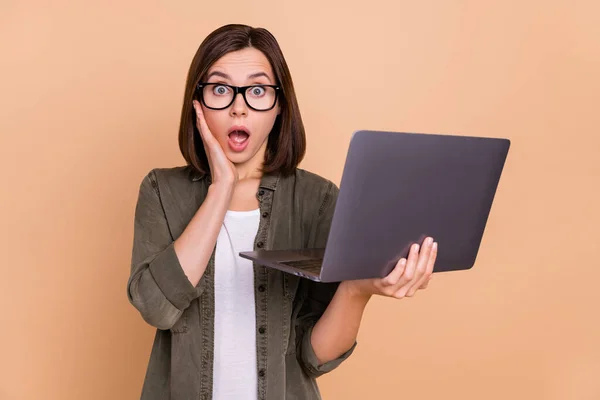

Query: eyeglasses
[195,82,280,111]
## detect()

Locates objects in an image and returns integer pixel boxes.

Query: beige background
[1,1,599,399]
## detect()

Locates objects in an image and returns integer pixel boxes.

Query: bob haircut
[178,24,306,177]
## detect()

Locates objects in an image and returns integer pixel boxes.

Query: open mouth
[227,126,251,152]
[228,130,250,143]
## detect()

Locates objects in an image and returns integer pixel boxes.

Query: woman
[127,24,437,400]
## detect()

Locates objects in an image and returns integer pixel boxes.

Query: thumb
[192,100,216,146]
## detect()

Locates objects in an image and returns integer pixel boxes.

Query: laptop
[239,130,511,282]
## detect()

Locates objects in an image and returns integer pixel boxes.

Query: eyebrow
[206,71,273,83]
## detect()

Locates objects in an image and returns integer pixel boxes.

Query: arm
[310,283,370,364]
[295,181,359,378]
[311,242,438,368]
[127,170,233,330]
[296,182,438,374]
[174,181,233,286]
[311,238,438,363]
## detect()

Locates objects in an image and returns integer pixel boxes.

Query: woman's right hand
[192,100,238,186]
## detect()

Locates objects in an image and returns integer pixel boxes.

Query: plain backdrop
[1,1,599,399]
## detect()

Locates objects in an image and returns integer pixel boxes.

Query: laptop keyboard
[279,259,323,275]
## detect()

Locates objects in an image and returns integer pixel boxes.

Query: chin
[226,150,255,165]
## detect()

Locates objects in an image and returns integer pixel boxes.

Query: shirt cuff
[300,324,357,377]
[148,242,200,311]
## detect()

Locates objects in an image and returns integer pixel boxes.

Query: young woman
[128,24,437,400]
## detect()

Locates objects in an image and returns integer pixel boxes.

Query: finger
[192,100,217,146]
[405,238,435,297]
[390,243,420,297]
[381,258,407,287]
[192,100,222,171]
[420,244,438,288]
[396,238,432,298]
[420,275,433,289]
[192,101,208,137]
[408,241,437,296]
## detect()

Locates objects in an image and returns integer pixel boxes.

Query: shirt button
[258,369,265,377]
[262,211,269,218]
[258,189,265,196]
[257,241,264,248]
[258,285,266,292]
[258,326,266,334]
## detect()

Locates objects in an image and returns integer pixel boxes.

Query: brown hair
[178,24,306,177]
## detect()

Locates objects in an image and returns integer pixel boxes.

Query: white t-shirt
[212,208,260,400]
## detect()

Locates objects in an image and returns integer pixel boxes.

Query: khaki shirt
[128,166,357,400]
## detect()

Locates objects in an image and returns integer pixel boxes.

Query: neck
[235,155,264,181]
[235,163,263,181]
[235,141,267,181]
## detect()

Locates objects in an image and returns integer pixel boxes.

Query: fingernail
[400,258,407,265]
[428,237,434,245]
[433,242,438,250]
[414,244,420,252]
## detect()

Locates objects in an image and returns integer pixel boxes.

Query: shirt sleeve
[295,180,357,378]
[127,170,207,330]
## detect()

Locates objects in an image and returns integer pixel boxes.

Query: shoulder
[286,168,338,193]
[280,168,340,215]
[293,168,336,187]
[148,165,198,184]
[135,165,204,205]
[137,165,200,190]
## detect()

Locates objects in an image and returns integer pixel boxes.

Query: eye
[249,86,266,97]
[212,85,230,96]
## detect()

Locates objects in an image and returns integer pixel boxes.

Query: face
[200,47,281,167]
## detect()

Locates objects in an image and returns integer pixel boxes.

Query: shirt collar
[190,166,279,191]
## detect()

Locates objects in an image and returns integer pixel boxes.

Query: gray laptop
[239,130,510,282]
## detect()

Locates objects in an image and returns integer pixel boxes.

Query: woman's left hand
[341,237,438,300]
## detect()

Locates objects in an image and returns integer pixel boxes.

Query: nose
[230,91,248,117]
